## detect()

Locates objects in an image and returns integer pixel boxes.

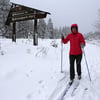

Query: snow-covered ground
[0,38,100,100]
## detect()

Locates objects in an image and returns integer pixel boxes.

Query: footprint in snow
[26,93,33,100]
[38,80,43,84]
[38,80,45,89]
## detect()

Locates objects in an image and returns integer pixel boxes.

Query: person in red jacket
[62,24,86,85]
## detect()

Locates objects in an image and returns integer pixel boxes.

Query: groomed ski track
[49,42,100,100]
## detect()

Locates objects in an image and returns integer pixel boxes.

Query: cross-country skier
[62,24,86,85]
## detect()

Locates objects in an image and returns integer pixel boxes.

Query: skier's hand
[61,35,64,40]
[81,43,85,48]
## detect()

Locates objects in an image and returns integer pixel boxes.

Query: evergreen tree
[53,28,59,39]
[0,0,34,38]
[38,19,46,39]
[0,0,11,37]
[95,9,100,31]
[62,26,71,37]
[47,18,54,39]
[17,20,34,38]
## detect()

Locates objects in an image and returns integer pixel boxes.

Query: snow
[0,38,100,100]
[10,0,51,12]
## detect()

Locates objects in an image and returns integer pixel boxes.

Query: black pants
[69,54,82,80]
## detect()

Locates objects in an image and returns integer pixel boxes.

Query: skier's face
[72,28,77,34]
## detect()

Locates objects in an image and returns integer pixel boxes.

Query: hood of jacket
[71,24,78,34]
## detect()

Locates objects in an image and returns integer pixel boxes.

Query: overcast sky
[10,0,100,34]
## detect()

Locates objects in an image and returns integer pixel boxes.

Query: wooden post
[12,22,16,42]
[33,19,38,45]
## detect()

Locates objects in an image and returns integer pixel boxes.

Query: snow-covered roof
[6,1,50,25]
[10,0,51,13]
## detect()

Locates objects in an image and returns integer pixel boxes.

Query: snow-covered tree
[47,18,54,39]
[38,19,46,39]
[16,20,34,38]
[62,26,71,37]
[0,0,11,37]
[53,28,60,39]
[95,9,100,32]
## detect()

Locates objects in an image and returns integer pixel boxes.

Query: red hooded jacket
[62,24,86,55]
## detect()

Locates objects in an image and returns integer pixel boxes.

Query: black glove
[81,43,85,48]
[61,35,64,40]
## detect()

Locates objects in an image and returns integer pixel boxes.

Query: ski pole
[61,35,63,73]
[82,48,91,82]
